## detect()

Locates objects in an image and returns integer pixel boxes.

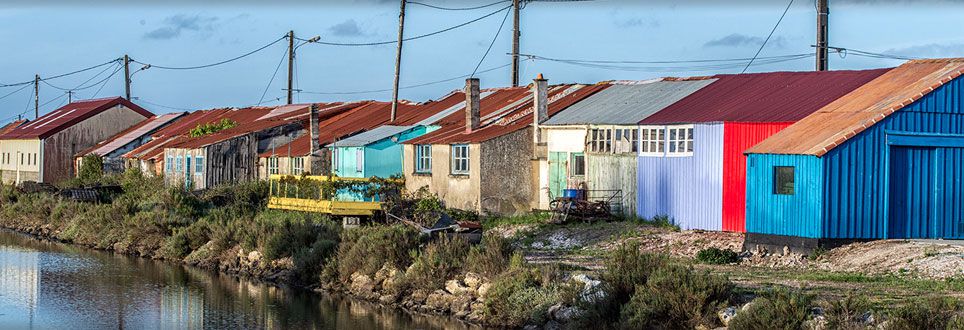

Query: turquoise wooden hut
[329,125,438,178]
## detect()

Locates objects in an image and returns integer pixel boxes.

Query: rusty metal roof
[545,79,716,125]
[1,97,153,139]
[78,112,186,157]
[746,58,964,156]
[404,84,609,145]
[639,69,891,125]
[0,120,27,136]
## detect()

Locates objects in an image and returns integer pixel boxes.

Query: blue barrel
[563,189,587,200]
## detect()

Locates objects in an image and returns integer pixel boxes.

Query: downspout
[39,139,44,183]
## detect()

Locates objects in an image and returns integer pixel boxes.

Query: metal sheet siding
[937,147,964,239]
[820,76,964,239]
[544,80,715,125]
[363,126,433,178]
[636,124,723,230]
[745,154,824,238]
[721,122,791,232]
[587,154,637,215]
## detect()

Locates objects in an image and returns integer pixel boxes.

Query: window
[195,156,204,174]
[570,153,586,176]
[774,166,795,195]
[588,128,614,153]
[20,153,23,165]
[639,127,665,155]
[355,149,363,172]
[166,156,173,173]
[175,156,183,173]
[268,157,279,175]
[291,157,304,175]
[185,155,192,174]
[451,144,469,175]
[415,145,432,173]
[666,126,694,156]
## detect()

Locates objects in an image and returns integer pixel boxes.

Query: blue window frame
[415,145,431,173]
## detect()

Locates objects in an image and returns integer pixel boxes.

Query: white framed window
[639,126,666,156]
[268,157,279,175]
[588,128,614,153]
[355,148,363,172]
[570,153,586,176]
[195,156,204,174]
[166,156,173,173]
[451,144,469,175]
[415,144,431,173]
[175,156,183,173]
[292,157,304,175]
[666,125,694,156]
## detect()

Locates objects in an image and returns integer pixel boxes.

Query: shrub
[189,118,238,137]
[254,210,333,261]
[336,225,421,282]
[823,293,874,329]
[76,154,105,186]
[405,235,470,291]
[620,264,733,329]
[603,243,668,304]
[292,232,340,286]
[465,235,514,277]
[729,289,813,330]
[696,247,741,265]
[886,297,964,330]
[483,263,562,328]
[162,221,210,259]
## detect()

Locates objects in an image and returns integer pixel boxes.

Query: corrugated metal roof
[79,112,186,157]
[639,69,891,124]
[746,58,964,156]
[0,97,153,139]
[406,83,610,145]
[544,79,716,125]
[0,120,27,136]
[327,125,417,147]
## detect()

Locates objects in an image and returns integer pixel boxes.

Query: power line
[41,62,122,92]
[91,65,125,99]
[258,48,290,106]
[300,63,512,95]
[742,0,795,73]
[407,0,510,11]
[472,2,513,77]
[520,53,814,72]
[0,58,121,88]
[136,99,196,112]
[297,5,512,47]
[514,52,813,64]
[131,36,287,70]
[0,83,31,102]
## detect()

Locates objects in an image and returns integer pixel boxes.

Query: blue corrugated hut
[745,58,964,251]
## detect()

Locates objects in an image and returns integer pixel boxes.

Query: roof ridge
[907,57,964,64]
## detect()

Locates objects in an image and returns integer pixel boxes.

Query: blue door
[888,146,935,238]
[185,156,192,189]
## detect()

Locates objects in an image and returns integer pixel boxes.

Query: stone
[572,274,605,302]
[477,282,492,298]
[349,273,375,296]
[445,279,473,296]
[783,245,791,256]
[450,294,474,314]
[379,294,396,304]
[425,290,453,312]
[802,315,827,330]
[409,289,429,304]
[544,320,563,330]
[463,272,483,289]
[247,250,262,262]
[547,303,563,320]
[741,300,757,313]
[554,306,583,323]
[718,306,738,326]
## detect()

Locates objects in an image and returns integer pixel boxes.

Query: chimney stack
[465,78,481,133]
[308,103,322,174]
[532,73,549,143]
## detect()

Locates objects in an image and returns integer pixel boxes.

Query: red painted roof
[639,69,891,124]
[78,112,186,157]
[747,58,964,156]
[405,83,610,145]
[260,93,467,158]
[0,97,153,139]
[0,120,27,136]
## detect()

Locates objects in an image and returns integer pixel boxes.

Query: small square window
[774,166,795,195]
[451,144,469,175]
[570,153,585,176]
[415,145,432,173]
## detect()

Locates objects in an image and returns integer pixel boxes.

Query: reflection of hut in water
[160,285,205,329]
[0,247,40,325]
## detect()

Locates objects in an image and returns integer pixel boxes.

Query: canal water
[0,230,479,329]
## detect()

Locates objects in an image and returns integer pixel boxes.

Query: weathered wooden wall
[42,105,148,183]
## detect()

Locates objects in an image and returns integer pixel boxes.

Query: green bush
[483,261,562,328]
[886,297,964,330]
[729,289,814,330]
[696,247,741,265]
[162,221,210,259]
[405,235,470,291]
[465,235,514,277]
[292,232,339,286]
[823,293,874,329]
[603,243,668,304]
[620,264,733,329]
[336,225,421,282]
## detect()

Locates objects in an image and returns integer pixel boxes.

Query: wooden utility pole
[33,75,39,119]
[816,0,829,71]
[287,30,295,105]
[67,90,73,103]
[511,0,521,87]
[390,0,406,123]
[124,54,132,99]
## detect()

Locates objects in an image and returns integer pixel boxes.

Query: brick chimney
[308,103,322,174]
[532,73,549,144]
[465,78,480,133]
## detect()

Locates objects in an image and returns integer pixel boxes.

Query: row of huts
[0,57,961,250]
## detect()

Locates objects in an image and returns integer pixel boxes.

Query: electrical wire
[132,36,287,70]
[300,63,511,95]
[513,52,811,64]
[742,0,795,73]
[521,53,814,72]
[257,48,290,106]
[406,0,510,11]
[472,2,513,77]
[136,99,196,112]
[297,5,512,47]
[0,58,121,88]
[0,83,31,102]
[91,65,125,99]
[42,62,122,92]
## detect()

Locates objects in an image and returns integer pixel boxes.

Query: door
[185,156,193,189]
[888,146,935,238]
[548,152,568,199]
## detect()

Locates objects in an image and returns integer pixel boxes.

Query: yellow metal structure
[267,175,383,216]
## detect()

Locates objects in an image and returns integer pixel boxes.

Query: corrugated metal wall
[587,153,636,215]
[821,77,964,239]
[637,123,723,230]
[745,154,824,238]
[721,122,791,232]
[937,147,964,239]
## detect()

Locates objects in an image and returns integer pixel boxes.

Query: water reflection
[0,230,480,329]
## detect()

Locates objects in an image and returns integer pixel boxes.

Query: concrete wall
[403,143,482,212]
[41,105,148,183]
[479,128,534,215]
[0,139,41,184]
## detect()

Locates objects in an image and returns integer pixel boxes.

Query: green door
[548,152,567,199]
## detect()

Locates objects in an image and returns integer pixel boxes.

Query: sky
[1,0,963,122]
